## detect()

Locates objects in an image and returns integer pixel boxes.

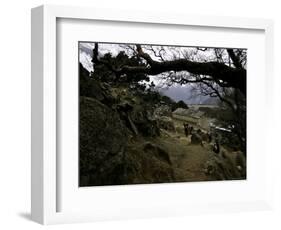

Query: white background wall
[0,0,280,229]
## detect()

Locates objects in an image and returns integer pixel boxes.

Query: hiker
[183,123,189,137]
[212,139,220,154]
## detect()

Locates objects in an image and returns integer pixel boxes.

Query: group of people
[183,122,220,153]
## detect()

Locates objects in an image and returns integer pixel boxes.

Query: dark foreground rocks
[79,96,175,186]
[203,150,246,180]
[79,64,246,185]
[79,97,128,186]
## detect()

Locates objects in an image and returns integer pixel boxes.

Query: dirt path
[154,127,213,182]
[127,117,244,183]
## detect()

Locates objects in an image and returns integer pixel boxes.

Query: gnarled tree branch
[92,43,246,95]
[227,49,243,69]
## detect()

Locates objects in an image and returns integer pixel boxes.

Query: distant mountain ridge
[159,86,219,105]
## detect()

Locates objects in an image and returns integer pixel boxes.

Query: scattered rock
[157,116,176,132]
[191,133,203,145]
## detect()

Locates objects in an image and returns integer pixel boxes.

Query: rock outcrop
[203,150,246,180]
[191,133,203,145]
[156,116,176,132]
[79,97,128,186]
[79,77,174,186]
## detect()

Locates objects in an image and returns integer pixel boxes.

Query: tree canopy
[91,43,247,96]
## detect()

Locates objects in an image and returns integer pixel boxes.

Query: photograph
[79,42,247,187]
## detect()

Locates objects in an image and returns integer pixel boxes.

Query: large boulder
[79,96,129,186]
[157,116,176,132]
[203,150,246,180]
[143,142,172,165]
[79,97,174,186]
[191,133,203,145]
[124,142,175,184]
[129,104,160,137]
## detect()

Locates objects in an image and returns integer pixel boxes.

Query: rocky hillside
[79,64,246,186]
[79,64,176,186]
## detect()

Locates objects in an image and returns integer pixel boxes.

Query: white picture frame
[31,4,274,225]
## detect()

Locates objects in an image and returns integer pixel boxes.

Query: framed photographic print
[31,5,274,225]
